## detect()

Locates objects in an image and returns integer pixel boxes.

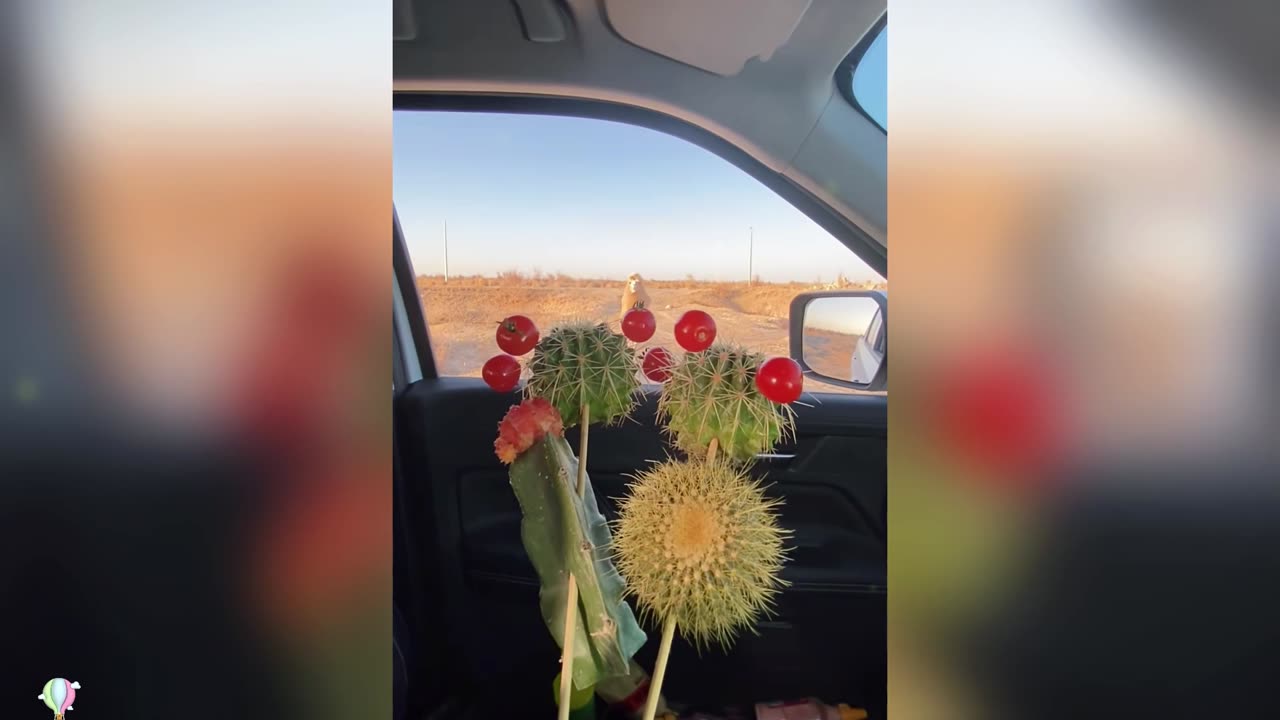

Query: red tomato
[482,354,522,392]
[642,347,675,382]
[755,357,804,404]
[621,308,656,343]
[495,315,540,356]
[674,310,717,352]
[931,347,1062,486]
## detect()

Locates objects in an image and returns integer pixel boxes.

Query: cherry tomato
[674,310,717,352]
[930,345,1062,490]
[755,357,804,404]
[622,307,656,343]
[641,347,674,382]
[495,315,539,356]
[482,354,521,392]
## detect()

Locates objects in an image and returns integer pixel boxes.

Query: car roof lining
[602,0,814,77]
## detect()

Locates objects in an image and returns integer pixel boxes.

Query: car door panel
[395,376,885,712]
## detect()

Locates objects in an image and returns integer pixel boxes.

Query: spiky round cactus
[658,343,796,463]
[525,321,639,428]
[613,458,790,650]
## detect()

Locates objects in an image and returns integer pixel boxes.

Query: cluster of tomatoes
[482,315,540,392]
[620,305,804,405]
[630,305,674,383]
[480,306,803,405]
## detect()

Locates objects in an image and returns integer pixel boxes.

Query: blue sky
[853,26,887,129]
[394,37,885,284]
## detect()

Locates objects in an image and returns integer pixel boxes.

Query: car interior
[392,1,887,717]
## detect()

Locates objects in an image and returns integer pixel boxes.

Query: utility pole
[748,226,754,285]
[443,220,450,283]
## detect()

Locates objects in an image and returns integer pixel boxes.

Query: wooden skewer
[642,615,677,720]
[557,404,591,720]
[640,437,720,720]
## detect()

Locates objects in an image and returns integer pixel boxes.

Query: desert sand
[417,275,884,395]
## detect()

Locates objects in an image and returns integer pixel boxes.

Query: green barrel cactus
[613,457,790,650]
[526,321,639,427]
[658,343,796,462]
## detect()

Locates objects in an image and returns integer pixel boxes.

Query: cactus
[508,432,647,689]
[526,321,639,427]
[658,343,796,463]
[621,331,797,720]
[506,324,644,709]
[613,457,790,651]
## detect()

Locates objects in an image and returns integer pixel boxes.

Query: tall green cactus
[658,343,796,462]
[507,432,647,690]
[526,322,639,427]
[510,320,645,704]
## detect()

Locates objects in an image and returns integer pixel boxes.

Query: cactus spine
[613,456,790,650]
[658,343,796,462]
[526,321,639,427]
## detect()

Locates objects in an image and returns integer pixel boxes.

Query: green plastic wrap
[508,434,647,690]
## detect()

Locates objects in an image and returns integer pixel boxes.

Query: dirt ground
[417,275,883,394]
[802,328,859,382]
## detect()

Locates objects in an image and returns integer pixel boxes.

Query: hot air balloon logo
[38,678,80,719]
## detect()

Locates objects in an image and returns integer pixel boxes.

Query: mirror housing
[789,290,887,391]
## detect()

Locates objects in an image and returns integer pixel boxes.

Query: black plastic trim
[393,208,437,379]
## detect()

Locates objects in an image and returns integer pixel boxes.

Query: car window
[392,110,885,392]
[866,307,884,351]
[849,23,886,131]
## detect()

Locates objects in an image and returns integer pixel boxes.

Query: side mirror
[789,291,887,391]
